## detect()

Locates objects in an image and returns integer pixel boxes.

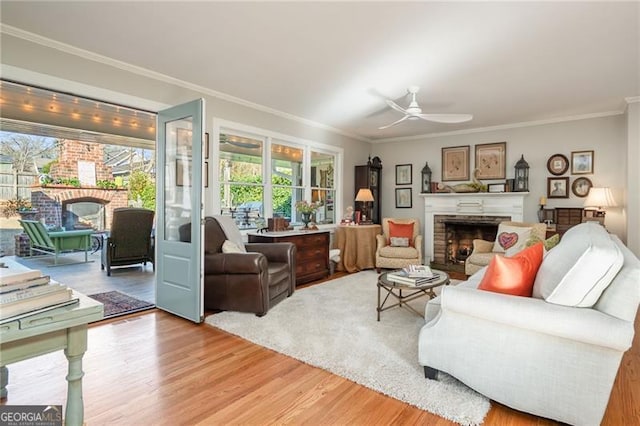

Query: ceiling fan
[378,86,473,130]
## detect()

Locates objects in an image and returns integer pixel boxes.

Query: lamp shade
[583,187,617,210]
[355,188,374,202]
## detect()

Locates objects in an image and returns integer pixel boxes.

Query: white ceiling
[1,2,638,142]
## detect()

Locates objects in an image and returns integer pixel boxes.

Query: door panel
[155,99,205,323]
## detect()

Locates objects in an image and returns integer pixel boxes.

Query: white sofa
[418,222,640,425]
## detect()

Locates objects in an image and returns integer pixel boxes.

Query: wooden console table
[248,230,330,285]
[333,224,381,273]
[0,292,103,425]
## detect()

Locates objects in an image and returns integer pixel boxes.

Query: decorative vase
[301,212,312,229]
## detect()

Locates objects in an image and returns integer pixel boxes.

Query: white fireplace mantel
[420,192,529,263]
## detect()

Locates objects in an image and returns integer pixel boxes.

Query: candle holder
[537,205,545,223]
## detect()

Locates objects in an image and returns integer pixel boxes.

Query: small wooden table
[0,292,103,425]
[333,224,381,273]
[377,269,450,321]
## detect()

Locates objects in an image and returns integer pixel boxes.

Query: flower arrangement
[295,200,323,214]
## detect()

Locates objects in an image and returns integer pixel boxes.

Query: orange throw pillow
[388,221,414,247]
[478,242,544,297]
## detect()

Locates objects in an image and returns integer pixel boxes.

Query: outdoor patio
[3,250,155,304]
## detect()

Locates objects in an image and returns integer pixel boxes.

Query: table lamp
[355,188,374,224]
[583,187,616,224]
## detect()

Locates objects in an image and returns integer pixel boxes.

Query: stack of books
[0,262,76,322]
[386,265,442,286]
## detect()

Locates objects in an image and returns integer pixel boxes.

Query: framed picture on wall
[441,145,470,181]
[547,177,569,198]
[571,150,594,174]
[395,188,412,208]
[475,141,506,179]
[395,164,412,185]
[571,177,592,197]
[547,153,569,175]
[176,158,192,187]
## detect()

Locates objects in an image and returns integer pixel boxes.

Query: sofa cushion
[533,222,624,307]
[388,221,414,247]
[479,242,544,297]
[505,228,532,257]
[492,223,532,253]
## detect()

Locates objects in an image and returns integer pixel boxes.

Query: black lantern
[421,162,432,193]
[514,155,529,192]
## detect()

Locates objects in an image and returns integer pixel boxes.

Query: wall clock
[547,154,569,176]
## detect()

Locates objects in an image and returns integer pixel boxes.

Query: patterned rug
[88,291,155,319]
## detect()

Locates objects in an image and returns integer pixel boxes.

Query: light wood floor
[2,297,638,425]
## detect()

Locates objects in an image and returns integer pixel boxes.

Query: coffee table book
[386,271,442,286]
[0,288,74,321]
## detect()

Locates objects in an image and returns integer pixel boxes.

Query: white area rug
[205,270,490,425]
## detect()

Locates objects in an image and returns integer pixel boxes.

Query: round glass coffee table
[377,269,450,321]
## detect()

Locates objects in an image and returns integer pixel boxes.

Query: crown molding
[1,24,370,143]
[370,110,625,144]
[625,96,640,104]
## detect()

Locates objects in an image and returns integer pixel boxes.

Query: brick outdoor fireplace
[421,192,529,273]
[16,141,128,256]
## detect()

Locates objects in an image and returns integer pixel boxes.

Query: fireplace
[62,198,107,230]
[434,215,509,270]
[421,192,529,272]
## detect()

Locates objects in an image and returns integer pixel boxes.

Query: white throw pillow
[222,240,244,253]
[390,237,410,247]
[492,224,532,254]
[533,222,623,307]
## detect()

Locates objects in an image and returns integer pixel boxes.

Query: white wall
[626,100,640,255]
[0,34,371,217]
[372,114,628,241]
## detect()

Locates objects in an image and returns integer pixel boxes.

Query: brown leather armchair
[179,216,296,316]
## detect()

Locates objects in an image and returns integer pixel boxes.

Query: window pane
[311,189,335,225]
[311,151,335,189]
[272,142,302,186]
[220,183,264,229]
[219,133,263,184]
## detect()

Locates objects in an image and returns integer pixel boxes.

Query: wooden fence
[0,171,38,201]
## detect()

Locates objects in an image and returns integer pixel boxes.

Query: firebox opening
[432,215,510,273]
[62,198,107,231]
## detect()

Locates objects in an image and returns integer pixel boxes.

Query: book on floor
[0,288,74,320]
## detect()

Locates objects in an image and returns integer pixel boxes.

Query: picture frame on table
[487,183,506,193]
[395,188,412,208]
[547,176,570,199]
[571,150,594,174]
[547,153,569,175]
[441,145,470,181]
[395,164,412,185]
[475,141,506,179]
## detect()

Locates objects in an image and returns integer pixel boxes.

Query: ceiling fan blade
[417,113,473,124]
[378,115,409,130]
[385,99,408,115]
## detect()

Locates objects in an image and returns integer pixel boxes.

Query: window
[218,132,264,229]
[216,124,340,230]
